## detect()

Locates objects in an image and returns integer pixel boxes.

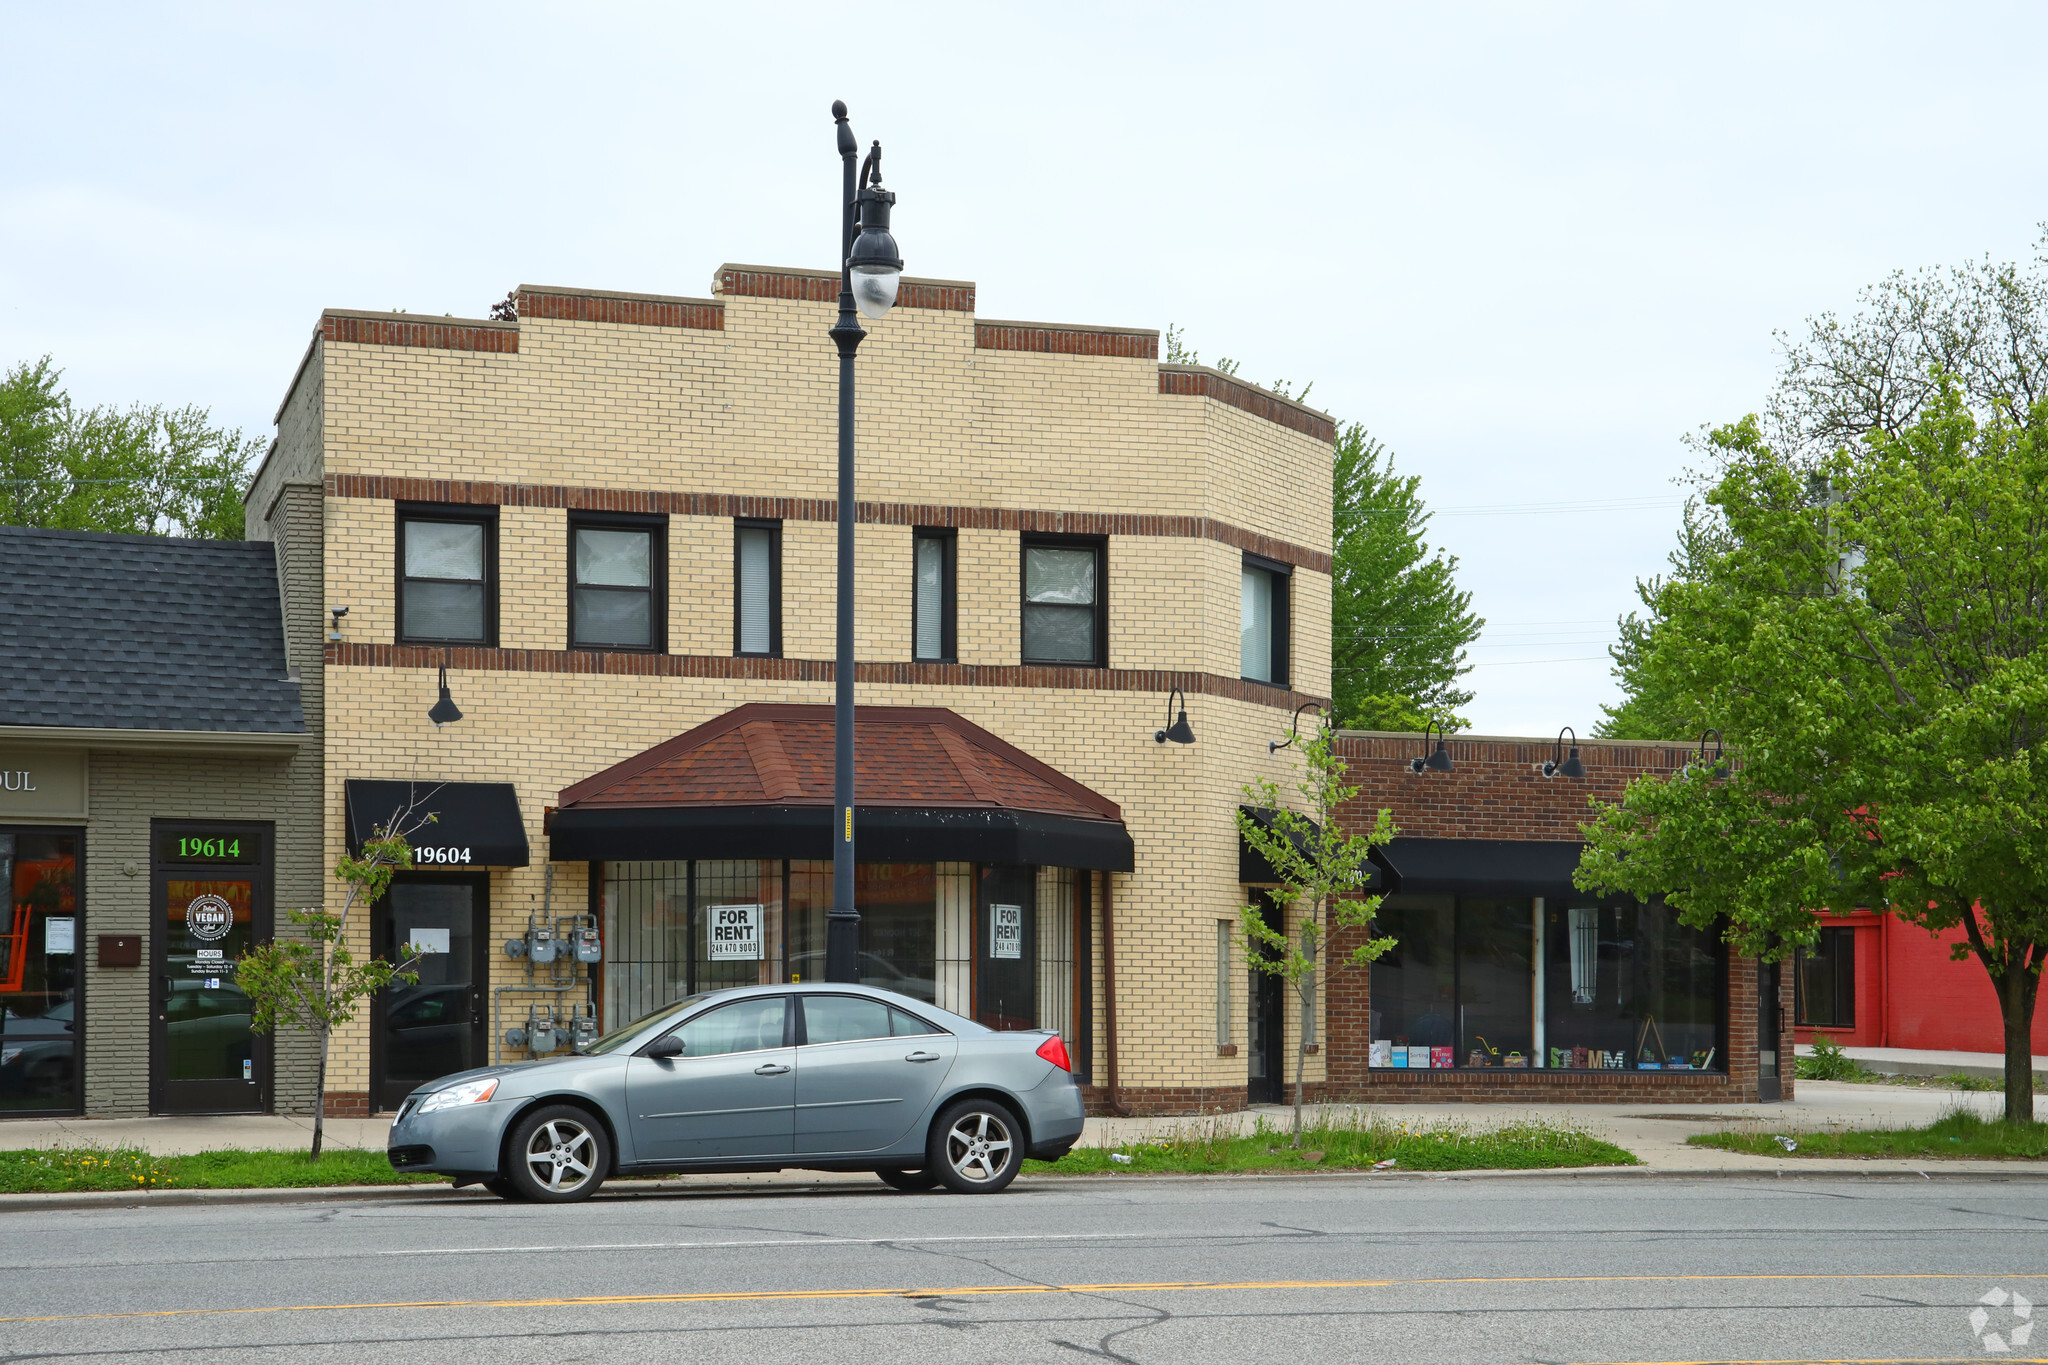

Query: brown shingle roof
[558,704,1121,823]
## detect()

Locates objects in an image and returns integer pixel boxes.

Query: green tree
[0,356,259,538]
[239,811,432,1159]
[1331,425,1482,731]
[1576,382,2048,1122]
[1237,724,1397,1139]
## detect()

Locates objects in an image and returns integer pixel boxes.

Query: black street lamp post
[825,99,903,984]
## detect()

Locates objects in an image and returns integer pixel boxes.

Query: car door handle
[753,1063,791,1075]
[905,1051,942,1063]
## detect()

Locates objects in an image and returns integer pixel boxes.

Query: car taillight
[1035,1034,1071,1072]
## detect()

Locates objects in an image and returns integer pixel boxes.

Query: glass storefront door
[152,823,270,1114]
[0,830,82,1116]
[372,874,488,1112]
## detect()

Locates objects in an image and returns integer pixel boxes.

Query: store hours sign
[990,903,1023,960]
[708,904,763,961]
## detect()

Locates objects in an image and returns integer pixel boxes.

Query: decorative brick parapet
[976,320,1159,360]
[1160,364,1336,445]
[324,474,1332,575]
[515,284,723,330]
[712,262,976,313]
[325,641,1326,713]
[320,311,518,354]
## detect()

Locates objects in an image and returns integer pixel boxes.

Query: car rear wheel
[927,1097,1023,1194]
[875,1167,941,1192]
[504,1105,609,1203]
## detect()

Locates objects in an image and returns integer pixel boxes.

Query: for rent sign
[708,903,763,961]
[990,903,1023,960]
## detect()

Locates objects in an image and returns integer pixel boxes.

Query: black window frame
[1019,534,1108,668]
[567,511,667,654]
[733,518,783,659]
[395,502,498,647]
[912,527,957,664]
[1240,551,1292,688]
[1795,925,1857,1029]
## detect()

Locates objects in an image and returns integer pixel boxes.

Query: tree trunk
[1292,978,1311,1146]
[312,1024,329,1161]
[1996,957,2040,1125]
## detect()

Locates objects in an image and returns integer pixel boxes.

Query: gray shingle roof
[0,526,305,733]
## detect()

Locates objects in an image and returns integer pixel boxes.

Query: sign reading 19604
[413,846,474,865]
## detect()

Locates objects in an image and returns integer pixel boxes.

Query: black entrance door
[1246,890,1287,1105]
[372,874,489,1112]
[975,865,1036,1031]
[152,822,271,1114]
[1757,956,1782,1103]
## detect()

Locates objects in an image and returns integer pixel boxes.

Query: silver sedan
[385,983,1085,1201]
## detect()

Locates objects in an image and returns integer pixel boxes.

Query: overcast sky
[6,3,2045,736]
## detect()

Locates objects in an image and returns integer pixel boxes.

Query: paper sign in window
[708,904,763,961]
[409,928,451,955]
[990,904,1023,960]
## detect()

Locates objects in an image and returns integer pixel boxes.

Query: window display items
[1568,905,1598,1004]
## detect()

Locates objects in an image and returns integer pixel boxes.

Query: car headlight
[416,1078,499,1114]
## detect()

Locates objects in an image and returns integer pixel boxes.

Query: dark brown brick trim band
[324,474,1331,574]
[326,642,1325,712]
[1160,364,1336,444]
[516,286,723,331]
[714,263,976,313]
[975,322,1159,360]
[321,312,518,354]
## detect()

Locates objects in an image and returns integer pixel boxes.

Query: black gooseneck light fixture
[1155,688,1196,745]
[1409,720,1454,774]
[825,100,905,985]
[1688,728,1727,778]
[1543,726,1586,779]
[1269,701,1323,754]
[428,656,463,729]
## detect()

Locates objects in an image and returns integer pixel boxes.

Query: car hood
[405,1056,587,1097]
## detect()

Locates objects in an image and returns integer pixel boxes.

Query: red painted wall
[1792,913,2048,1055]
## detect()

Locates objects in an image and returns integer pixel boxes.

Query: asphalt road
[1,1174,2043,1364]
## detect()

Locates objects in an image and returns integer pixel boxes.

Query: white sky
[5,3,2045,736]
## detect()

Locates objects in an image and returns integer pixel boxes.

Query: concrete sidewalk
[1794,1041,2048,1081]
[0,1081,2036,1184]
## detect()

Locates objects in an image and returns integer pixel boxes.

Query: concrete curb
[7,1160,2047,1212]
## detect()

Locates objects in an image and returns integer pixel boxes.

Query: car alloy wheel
[505,1104,610,1203]
[929,1098,1022,1193]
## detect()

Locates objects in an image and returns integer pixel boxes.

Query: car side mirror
[645,1034,683,1060]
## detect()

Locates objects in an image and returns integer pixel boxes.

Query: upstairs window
[734,520,782,658]
[913,529,956,663]
[398,506,495,645]
[571,516,665,652]
[1021,537,1105,666]
[1241,553,1291,686]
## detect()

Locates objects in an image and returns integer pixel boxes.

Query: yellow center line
[5,1271,2046,1327]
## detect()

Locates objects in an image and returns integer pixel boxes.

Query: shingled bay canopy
[548,704,1135,872]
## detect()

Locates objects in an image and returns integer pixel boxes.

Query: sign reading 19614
[158,831,257,864]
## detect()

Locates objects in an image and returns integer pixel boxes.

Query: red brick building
[1304,731,1792,1104]
[1791,909,2048,1057]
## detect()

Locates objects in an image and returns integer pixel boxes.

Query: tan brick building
[245,265,1342,1116]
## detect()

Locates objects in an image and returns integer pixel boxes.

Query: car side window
[801,995,894,1045]
[667,997,787,1057]
[890,1008,942,1038]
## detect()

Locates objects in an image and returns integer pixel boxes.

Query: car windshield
[579,995,714,1055]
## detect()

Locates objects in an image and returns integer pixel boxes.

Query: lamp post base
[824,911,861,984]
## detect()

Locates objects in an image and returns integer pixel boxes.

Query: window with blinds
[913,529,955,662]
[734,520,780,657]
[1240,553,1291,686]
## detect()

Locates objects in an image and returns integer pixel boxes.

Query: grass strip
[1687,1109,2048,1160]
[0,1145,443,1194]
[1025,1112,1638,1176]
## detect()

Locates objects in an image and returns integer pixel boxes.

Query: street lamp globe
[849,223,902,318]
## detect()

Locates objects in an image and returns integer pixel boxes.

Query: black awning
[549,804,1135,872]
[1380,837,1584,898]
[344,780,530,868]
[1238,807,1399,892]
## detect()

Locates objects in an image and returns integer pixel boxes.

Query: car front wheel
[875,1167,942,1192]
[927,1097,1023,1194]
[504,1105,610,1203]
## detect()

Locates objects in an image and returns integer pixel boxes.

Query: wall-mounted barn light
[1543,726,1585,779]
[1269,702,1323,754]
[1409,720,1454,774]
[1154,688,1195,745]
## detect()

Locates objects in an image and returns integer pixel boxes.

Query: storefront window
[1370,894,1725,1071]
[1543,901,1724,1070]
[601,860,785,1026]
[1795,925,1856,1029]
[0,831,80,1114]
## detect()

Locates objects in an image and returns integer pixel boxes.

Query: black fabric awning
[549,804,1135,872]
[344,780,530,867]
[1238,807,1399,892]
[1379,837,1585,898]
